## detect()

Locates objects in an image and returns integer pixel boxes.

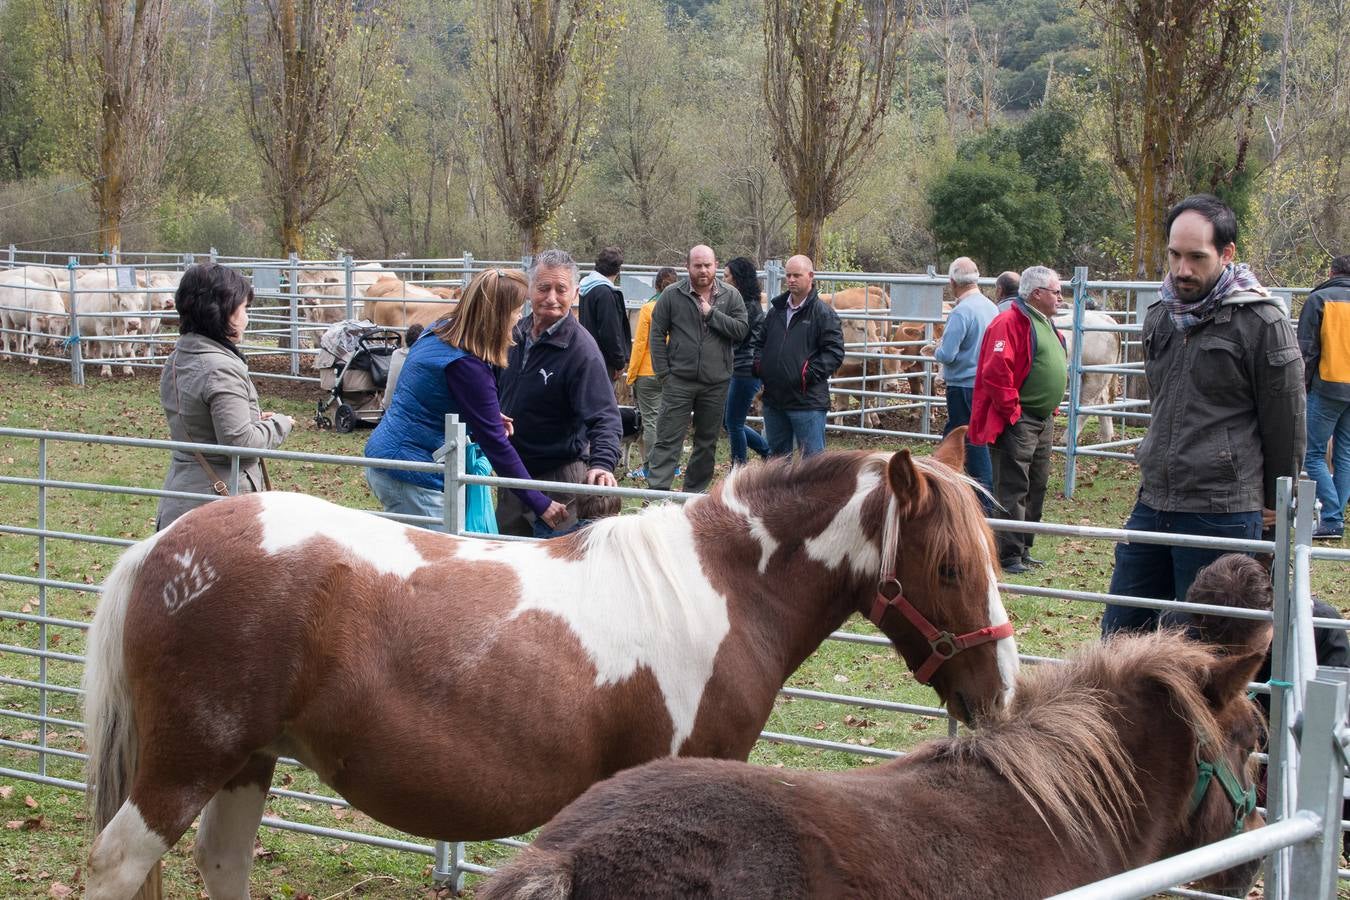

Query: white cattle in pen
[0,274,69,363]
[1053,309,1123,443]
[297,262,389,327]
[73,267,146,376]
[136,271,182,360]
[0,264,63,291]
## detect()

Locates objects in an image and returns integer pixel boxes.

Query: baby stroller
[314,320,404,433]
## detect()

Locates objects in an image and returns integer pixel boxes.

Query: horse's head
[1169,554,1272,895]
[868,427,1017,724]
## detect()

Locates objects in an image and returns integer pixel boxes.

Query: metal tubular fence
[1,247,1315,494]
[0,414,1346,897]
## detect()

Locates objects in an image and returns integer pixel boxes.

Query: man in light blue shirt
[933,257,998,500]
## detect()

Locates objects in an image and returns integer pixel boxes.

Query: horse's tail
[477,848,574,900]
[83,532,161,834]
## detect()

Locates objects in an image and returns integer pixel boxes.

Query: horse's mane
[923,630,1223,862]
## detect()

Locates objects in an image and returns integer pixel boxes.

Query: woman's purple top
[445,356,552,517]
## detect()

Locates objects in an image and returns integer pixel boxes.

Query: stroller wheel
[314,400,332,429]
[335,403,356,433]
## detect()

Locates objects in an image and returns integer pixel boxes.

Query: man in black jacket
[497,249,622,536]
[752,255,845,458]
[577,246,631,382]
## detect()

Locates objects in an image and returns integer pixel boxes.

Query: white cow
[1054,309,1122,443]
[0,265,63,291]
[0,275,68,363]
[73,267,145,376]
[298,262,389,326]
[136,271,182,360]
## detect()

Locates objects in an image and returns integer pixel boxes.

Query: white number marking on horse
[457,505,731,756]
[255,493,428,577]
[162,548,219,614]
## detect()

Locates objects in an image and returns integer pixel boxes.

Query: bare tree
[470,0,620,255]
[603,0,674,245]
[1085,0,1261,277]
[47,0,176,253]
[763,0,911,259]
[235,0,400,255]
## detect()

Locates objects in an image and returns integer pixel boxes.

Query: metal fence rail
[0,420,1344,895]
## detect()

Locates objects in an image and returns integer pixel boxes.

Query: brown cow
[362,277,460,330]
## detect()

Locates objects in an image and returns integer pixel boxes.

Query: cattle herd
[0,261,464,377]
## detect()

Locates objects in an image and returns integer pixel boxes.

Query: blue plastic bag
[464,443,499,535]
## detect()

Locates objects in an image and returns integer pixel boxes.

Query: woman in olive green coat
[156,264,293,529]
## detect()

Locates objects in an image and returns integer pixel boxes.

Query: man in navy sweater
[497,249,622,537]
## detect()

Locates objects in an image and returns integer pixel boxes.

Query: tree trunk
[522,223,544,257]
[282,216,304,256]
[794,212,822,262]
[1133,102,1171,279]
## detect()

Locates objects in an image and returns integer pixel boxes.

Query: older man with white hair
[934,257,997,500]
[496,248,622,536]
[970,265,1067,574]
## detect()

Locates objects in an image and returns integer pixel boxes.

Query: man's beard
[1173,271,1222,303]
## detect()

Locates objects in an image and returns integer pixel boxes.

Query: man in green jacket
[647,244,749,492]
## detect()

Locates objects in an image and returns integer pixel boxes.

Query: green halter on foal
[1188,742,1258,838]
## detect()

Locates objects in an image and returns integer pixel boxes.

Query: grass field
[0,356,1345,898]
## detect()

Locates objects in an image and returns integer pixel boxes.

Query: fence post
[184,252,195,266]
[288,252,300,376]
[36,437,48,776]
[343,253,355,320]
[1063,266,1088,498]
[442,414,468,535]
[433,412,469,888]
[1265,475,1300,899]
[433,839,467,894]
[1289,673,1349,899]
[66,257,84,386]
[462,250,474,288]
[209,247,218,264]
[109,244,118,265]
[8,244,15,265]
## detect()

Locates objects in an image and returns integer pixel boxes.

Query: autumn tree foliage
[46,0,176,253]
[1086,0,1262,278]
[235,0,400,255]
[763,0,911,260]
[470,0,621,255]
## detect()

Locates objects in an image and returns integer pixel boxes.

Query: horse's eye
[939,564,959,584]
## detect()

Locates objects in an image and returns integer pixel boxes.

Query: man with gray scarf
[1101,194,1305,635]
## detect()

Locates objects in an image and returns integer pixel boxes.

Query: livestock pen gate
[0,404,1346,896]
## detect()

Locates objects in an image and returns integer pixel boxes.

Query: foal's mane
[924,631,1223,861]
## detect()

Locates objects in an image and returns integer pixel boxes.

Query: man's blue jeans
[1304,388,1350,530]
[944,384,993,504]
[724,375,770,464]
[1099,501,1262,636]
[763,406,827,458]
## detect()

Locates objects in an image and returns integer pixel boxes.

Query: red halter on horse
[81,428,1015,899]
[483,554,1272,900]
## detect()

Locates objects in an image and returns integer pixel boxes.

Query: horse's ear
[888,449,932,519]
[1186,554,1275,709]
[931,427,968,472]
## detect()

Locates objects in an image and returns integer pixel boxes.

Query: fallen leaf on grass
[21,815,47,830]
[24,794,38,808]
[0,785,13,799]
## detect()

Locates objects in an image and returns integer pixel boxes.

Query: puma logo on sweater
[539,368,554,384]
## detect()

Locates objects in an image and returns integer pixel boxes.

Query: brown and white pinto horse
[482,554,1271,900]
[82,430,1017,899]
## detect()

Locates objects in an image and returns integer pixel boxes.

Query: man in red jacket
[970,265,1068,574]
